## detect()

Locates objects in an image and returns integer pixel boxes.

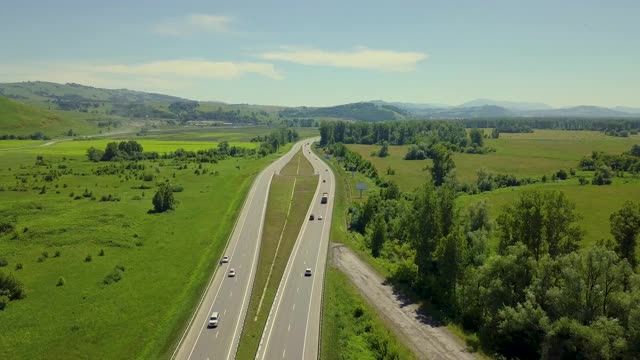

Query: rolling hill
[0,95,99,136]
[279,102,409,122]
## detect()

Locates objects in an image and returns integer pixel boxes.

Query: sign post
[356,183,367,198]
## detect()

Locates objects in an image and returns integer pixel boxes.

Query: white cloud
[0,59,281,95]
[261,46,427,71]
[154,14,233,35]
[93,60,282,80]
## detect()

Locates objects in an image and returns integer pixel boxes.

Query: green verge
[236,150,317,359]
[317,146,417,360]
[0,136,292,359]
[322,267,417,360]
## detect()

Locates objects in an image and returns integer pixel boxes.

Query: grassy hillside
[0,96,98,136]
[280,102,409,122]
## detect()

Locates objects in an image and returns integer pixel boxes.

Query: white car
[221,256,229,264]
[208,312,220,328]
[228,269,236,277]
[318,215,323,220]
[305,268,312,276]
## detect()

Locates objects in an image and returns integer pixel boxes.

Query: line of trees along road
[324,141,640,359]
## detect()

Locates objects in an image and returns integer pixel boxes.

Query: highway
[172,139,313,360]
[256,142,336,360]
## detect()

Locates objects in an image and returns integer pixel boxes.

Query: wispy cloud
[261,46,427,72]
[94,60,282,80]
[154,14,233,36]
[0,59,281,95]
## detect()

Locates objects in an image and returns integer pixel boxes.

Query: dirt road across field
[330,243,477,360]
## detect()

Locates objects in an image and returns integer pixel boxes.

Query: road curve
[257,141,336,360]
[172,139,310,360]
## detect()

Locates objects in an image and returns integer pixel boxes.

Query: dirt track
[330,243,477,360]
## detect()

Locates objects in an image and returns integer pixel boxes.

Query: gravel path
[330,243,477,360]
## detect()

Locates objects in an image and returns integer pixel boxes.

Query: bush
[131,195,142,200]
[15,263,22,270]
[578,177,588,185]
[37,256,45,263]
[54,250,61,258]
[85,255,92,262]
[152,182,176,213]
[99,249,104,256]
[172,185,184,192]
[103,266,124,285]
[0,258,7,267]
[0,295,8,310]
[42,251,49,259]
[0,221,15,235]
[0,271,26,300]
[56,277,65,287]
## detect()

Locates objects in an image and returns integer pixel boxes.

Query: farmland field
[0,128,312,359]
[346,129,640,251]
[348,130,640,190]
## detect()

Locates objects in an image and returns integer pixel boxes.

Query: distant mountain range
[1,81,639,123]
[370,99,640,119]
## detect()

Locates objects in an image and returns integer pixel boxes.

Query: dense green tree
[494,298,550,360]
[497,191,582,261]
[610,201,640,268]
[491,128,500,138]
[86,146,104,162]
[592,165,613,185]
[543,316,627,360]
[430,144,455,186]
[152,182,175,213]
[378,141,389,157]
[368,214,387,258]
[469,128,484,147]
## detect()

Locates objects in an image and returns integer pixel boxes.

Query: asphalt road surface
[172,139,314,360]
[256,142,336,360]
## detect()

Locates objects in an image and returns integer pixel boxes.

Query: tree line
[86,128,300,163]
[461,118,640,134]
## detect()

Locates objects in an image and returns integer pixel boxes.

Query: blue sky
[1,0,638,107]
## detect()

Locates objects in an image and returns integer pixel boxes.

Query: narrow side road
[331,243,477,360]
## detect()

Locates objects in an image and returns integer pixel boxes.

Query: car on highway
[323,179,326,183]
[208,312,220,328]
[221,256,229,264]
[309,214,314,220]
[318,215,323,220]
[305,268,312,276]
[228,268,236,277]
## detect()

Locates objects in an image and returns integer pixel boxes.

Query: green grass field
[0,133,292,359]
[236,149,317,359]
[348,130,640,191]
[459,177,640,250]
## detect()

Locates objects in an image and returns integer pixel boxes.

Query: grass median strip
[236,149,317,359]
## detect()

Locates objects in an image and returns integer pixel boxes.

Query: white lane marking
[292,304,295,311]
[288,323,291,332]
[224,309,227,316]
[186,164,265,360]
[258,139,323,360]
[296,287,299,294]
[302,156,336,360]
[230,291,233,297]
[282,349,286,358]
[225,159,279,360]
[216,332,219,339]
